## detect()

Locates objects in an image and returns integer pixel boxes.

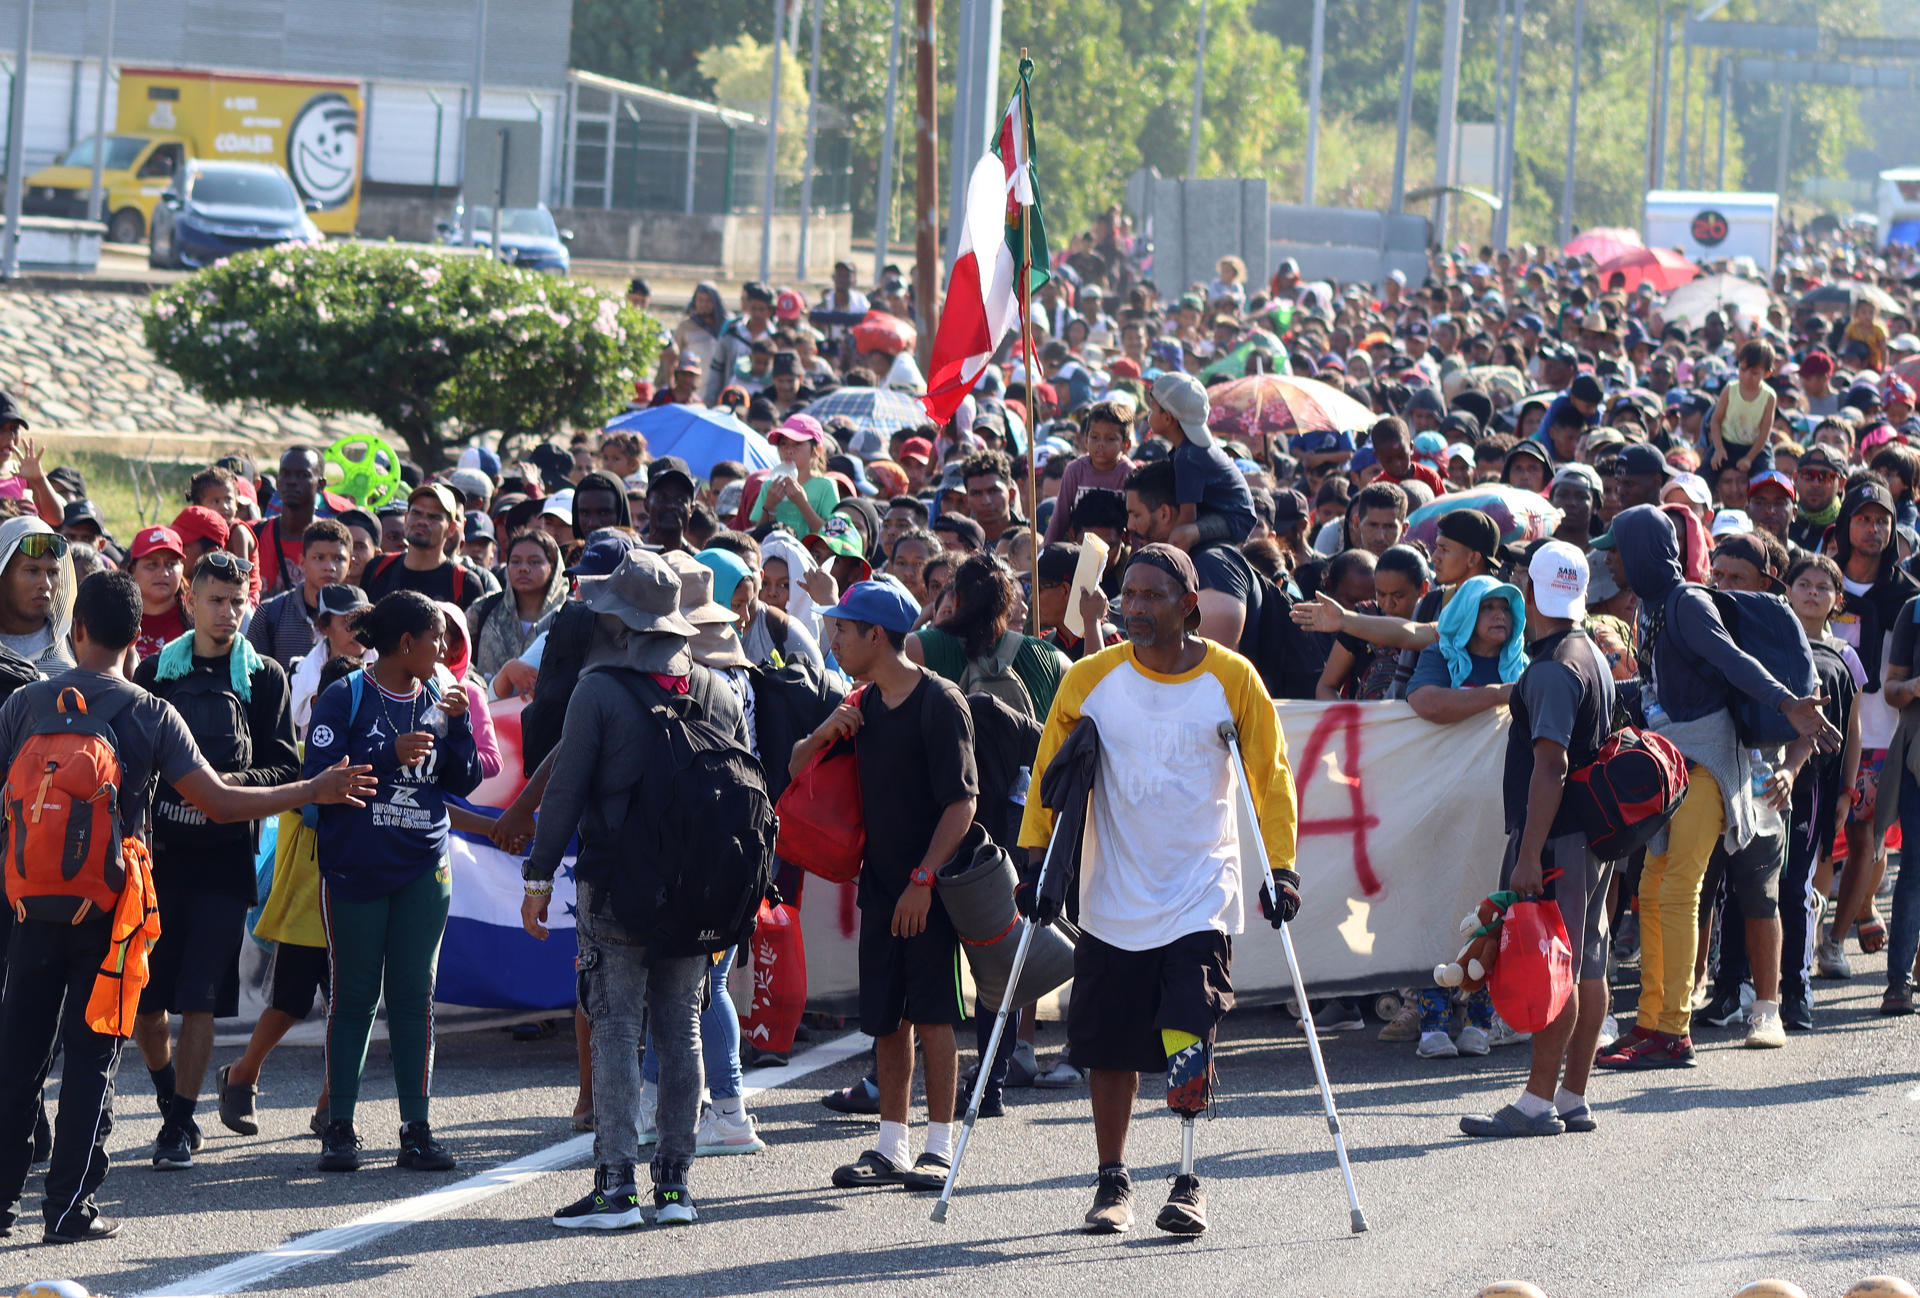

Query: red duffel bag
[773,689,865,882]
[1487,897,1575,1033]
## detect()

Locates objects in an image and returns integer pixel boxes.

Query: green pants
[321,864,451,1126]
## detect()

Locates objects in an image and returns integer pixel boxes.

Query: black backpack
[962,691,1044,850]
[1247,569,1328,700]
[603,670,775,957]
[1662,584,1815,747]
[142,660,254,846]
[745,656,847,804]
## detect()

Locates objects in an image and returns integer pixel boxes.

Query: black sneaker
[396,1121,456,1171]
[216,1063,259,1136]
[317,1119,361,1172]
[1781,986,1814,1032]
[1700,986,1747,1028]
[1084,1165,1133,1234]
[43,1214,120,1244]
[652,1160,697,1226]
[152,1121,194,1170]
[821,1075,882,1115]
[552,1165,643,1230]
[1155,1174,1208,1236]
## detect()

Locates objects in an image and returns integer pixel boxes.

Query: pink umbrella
[1596,247,1699,294]
[1564,227,1644,264]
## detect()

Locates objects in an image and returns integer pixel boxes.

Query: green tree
[143,245,659,469]
[698,33,813,174]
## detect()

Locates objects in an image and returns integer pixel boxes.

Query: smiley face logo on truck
[287,92,359,209]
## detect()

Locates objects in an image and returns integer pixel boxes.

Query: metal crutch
[929,813,1066,1224]
[1219,720,1370,1235]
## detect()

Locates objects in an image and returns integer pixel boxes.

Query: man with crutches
[1011,543,1300,1236]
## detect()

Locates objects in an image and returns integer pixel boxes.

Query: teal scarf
[154,631,265,703]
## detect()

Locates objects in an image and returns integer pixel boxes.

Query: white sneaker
[1744,1000,1787,1049]
[1485,1014,1532,1049]
[1600,1014,1620,1044]
[1033,1059,1085,1088]
[1816,938,1852,979]
[694,1105,765,1156]
[1454,1025,1491,1056]
[637,1080,659,1148]
[1416,1030,1459,1059]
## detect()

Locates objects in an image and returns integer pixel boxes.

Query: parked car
[436,202,572,274]
[149,160,322,269]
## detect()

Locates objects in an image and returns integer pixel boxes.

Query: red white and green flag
[921,59,1050,424]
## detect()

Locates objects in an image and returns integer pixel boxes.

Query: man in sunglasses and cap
[133,551,299,1169]
[0,515,75,673]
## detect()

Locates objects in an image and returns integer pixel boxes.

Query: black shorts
[268,942,331,1019]
[1067,929,1234,1074]
[139,891,247,1018]
[857,894,966,1038]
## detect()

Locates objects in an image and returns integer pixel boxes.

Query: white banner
[793,701,1515,1007]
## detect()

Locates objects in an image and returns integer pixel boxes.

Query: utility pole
[1389,0,1419,214]
[87,0,115,224]
[874,0,904,283]
[1494,0,1524,249]
[1,0,33,279]
[1678,23,1692,189]
[796,0,823,281]
[759,0,783,283]
[913,0,938,371]
[460,0,486,245]
[1653,8,1672,189]
[1716,54,1730,189]
[1774,62,1793,203]
[1559,0,1585,247]
[1303,0,1326,204]
[1187,0,1209,179]
[1431,0,1464,241]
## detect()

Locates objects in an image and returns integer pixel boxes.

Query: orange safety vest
[85,836,159,1038]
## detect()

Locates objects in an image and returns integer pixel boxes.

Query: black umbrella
[1795,281,1900,314]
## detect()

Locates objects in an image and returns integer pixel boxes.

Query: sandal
[1857,918,1888,955]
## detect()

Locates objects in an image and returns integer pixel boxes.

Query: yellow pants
[1637,766,1724,1035]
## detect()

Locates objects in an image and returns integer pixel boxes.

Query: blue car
[149,160,321,269]
[437,203,572,274]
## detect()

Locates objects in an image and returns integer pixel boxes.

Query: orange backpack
[4,684,132,924]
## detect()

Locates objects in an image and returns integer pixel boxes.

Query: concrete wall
[1151,178,1270,300]
[1268,205,1430,291]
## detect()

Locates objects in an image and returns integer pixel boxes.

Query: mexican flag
[921,61,1051,425]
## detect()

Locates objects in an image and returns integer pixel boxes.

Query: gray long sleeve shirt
[524,664,746,882]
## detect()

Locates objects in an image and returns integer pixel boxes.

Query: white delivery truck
[1875,169,1920,249]
[1643,190,1779,274]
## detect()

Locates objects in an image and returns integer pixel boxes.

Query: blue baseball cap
[820,580,920,635]
[568,534,633,577]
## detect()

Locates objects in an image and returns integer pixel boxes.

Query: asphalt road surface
[7,949,1919,1298]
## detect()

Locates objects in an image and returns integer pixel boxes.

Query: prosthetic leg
[1158,1029,1212,1235]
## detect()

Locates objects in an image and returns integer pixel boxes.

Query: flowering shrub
[143,243,659,467]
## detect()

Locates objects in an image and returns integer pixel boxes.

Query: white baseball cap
[1527,539,1588,622]
[1150,371,1214,448]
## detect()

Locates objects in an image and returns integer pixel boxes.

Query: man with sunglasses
[1789,444,1845,553]
[132,552,299,1170]
[0,516,74,673]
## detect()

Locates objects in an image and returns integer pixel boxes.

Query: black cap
[770,351,799,377]
[336,506,379,539]
[1439,411,1481,441]
[1037,542,1080,585]
[463,510,495,541]
[1569,374,1606,405]
[1068,487,1129,532]
[1845,481,1897,519]
[60,498,106,531]
[931,513,986,552]
[1271,487,1310,526]
[1615,442,1676,479]
[1127,542,1203,629]
[0,391,29,429]
[316,583,371,618]
[1435,507,1502,562]
[648,456,695,493]
[1798,444,1846,475]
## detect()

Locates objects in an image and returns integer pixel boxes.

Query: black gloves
[1014,866,1060,927]
[1258,868,1302,928]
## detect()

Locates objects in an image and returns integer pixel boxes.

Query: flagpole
[1016,50,1040,636]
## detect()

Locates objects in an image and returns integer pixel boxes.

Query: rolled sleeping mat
[936,824,1076,1009]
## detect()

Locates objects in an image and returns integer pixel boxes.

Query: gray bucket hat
[576,549,699,637]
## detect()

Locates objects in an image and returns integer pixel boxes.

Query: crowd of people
[4,223,1920,1245]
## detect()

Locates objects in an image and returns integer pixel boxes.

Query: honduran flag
[921,57,1051,425]
[439,820,579,1011]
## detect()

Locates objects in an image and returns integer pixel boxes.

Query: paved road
[7,950,1919,1298]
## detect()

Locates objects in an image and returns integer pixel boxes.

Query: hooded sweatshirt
[571,470,635,533]
[1830,488,1919,747]
[0,515,75,673]
[1434,575,1529,687]
[466,538,570,681]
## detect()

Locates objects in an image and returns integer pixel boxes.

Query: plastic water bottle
[1748,750,1770,798]
[1750,749,1782,836]
[1643,697,1668,729]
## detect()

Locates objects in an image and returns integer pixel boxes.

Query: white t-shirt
[1834,578,1896,748]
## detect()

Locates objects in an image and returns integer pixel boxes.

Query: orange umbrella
[1596,247,1699,294]
[1564,227,1643,264]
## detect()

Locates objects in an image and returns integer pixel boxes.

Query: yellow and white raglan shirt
[1018,640,1297,953]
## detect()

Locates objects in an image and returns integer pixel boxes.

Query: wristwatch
[910,865,937,889]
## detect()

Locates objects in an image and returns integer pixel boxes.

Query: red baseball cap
[129,525,184,561]
[171,505,229,550]
[898,437,934,465]
[1748,469,1796,499]
[775,289,805,322]
[1110,357,1142,380]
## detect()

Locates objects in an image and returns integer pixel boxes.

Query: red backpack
[773,686,866,883]
[1567,727,1688,862]
[4,685,133,923]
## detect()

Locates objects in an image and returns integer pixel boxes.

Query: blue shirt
[1172,439,1256,538]
[304,673,483,901]
[1407,645,1503,695]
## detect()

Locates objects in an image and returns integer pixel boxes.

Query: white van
[1642,190,1779,274]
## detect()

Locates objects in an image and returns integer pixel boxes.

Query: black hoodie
[1831,485,1917,692]
[572,469,635,534]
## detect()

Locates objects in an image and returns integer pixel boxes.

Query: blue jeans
[1889,764,1920,993]
[643,947,741,1101]
[576,882,707,1172]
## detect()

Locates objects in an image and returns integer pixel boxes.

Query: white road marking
[136,1030,874,1298]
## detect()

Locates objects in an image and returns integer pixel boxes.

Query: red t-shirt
[137,604,187,661]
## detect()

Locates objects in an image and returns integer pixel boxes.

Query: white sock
[876,1119,910,1169]
[1513,1090,1554,1119]
[712,1096,744,1118]
[924,1121,954,1160]
[1554,1086,1585,1115]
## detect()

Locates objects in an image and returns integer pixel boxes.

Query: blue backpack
[1664,584,1815,747]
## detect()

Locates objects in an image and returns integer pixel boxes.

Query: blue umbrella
[602,404,777,482]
